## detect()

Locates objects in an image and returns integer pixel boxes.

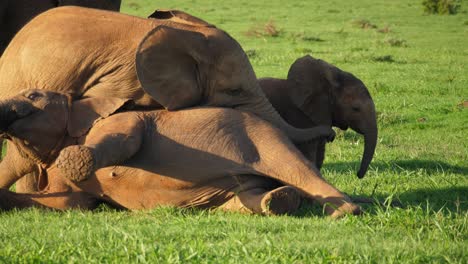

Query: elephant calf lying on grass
[0,90,361,218]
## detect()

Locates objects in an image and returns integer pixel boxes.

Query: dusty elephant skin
[0,7,334,193]
[0,90,361,218]
[259,55,378,178]
[0,0,121,56]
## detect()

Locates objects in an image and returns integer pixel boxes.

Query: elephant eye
[26,91,42,101]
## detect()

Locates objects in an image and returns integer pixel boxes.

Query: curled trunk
[357,125,377,179]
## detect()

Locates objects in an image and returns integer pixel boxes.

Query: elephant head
[286,55,378,178]
[0,89,129,164]
[135,24,331,142]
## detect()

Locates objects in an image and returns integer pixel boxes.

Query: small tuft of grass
[384,37,408,47]
[289,32,324,42]
[422,0,462,15]
[245,20,282,38]
[377,111,408,126]
[378,25,392,33]
[294,47,313,53]
[127,1,141,10]
[417,117,428,123]
[302,36,324,42]
[351,18,377,29]
[264,20,281,37]
[373,81,390,93]
[446,74,457,83]
[372,55,395,63]
[245,49,258,59]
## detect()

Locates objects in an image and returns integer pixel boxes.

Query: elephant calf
[259,55,378,178]
[0,90,361,218]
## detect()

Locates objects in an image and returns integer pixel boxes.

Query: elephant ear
[68,97,132,137]
[287,55,340,125]
[135,26,209,110]
[148,9,214,27]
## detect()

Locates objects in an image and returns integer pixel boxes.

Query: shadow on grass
[294,194,402,218]
[323,159,468,175]
[295,185,467,218]
[306,159,467,215]
[397,186,467,213]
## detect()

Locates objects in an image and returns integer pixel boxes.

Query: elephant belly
[79,166,239,210]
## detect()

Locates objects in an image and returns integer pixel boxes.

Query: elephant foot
[329,202,363,219]
[261,186,301,215]
[56,145,95,182]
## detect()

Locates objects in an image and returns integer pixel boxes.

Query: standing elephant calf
[260,55,378,178]
[0,90,360,218]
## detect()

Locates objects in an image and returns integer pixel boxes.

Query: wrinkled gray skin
[0,0,121,56]
[0,7,333,193]
[259,55,378,178]
[0,90,361,218]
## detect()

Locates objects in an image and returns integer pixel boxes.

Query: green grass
[1,0,467,262]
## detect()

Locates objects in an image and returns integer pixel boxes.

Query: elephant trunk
[238,93,329,143]
[356,121,378,179]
